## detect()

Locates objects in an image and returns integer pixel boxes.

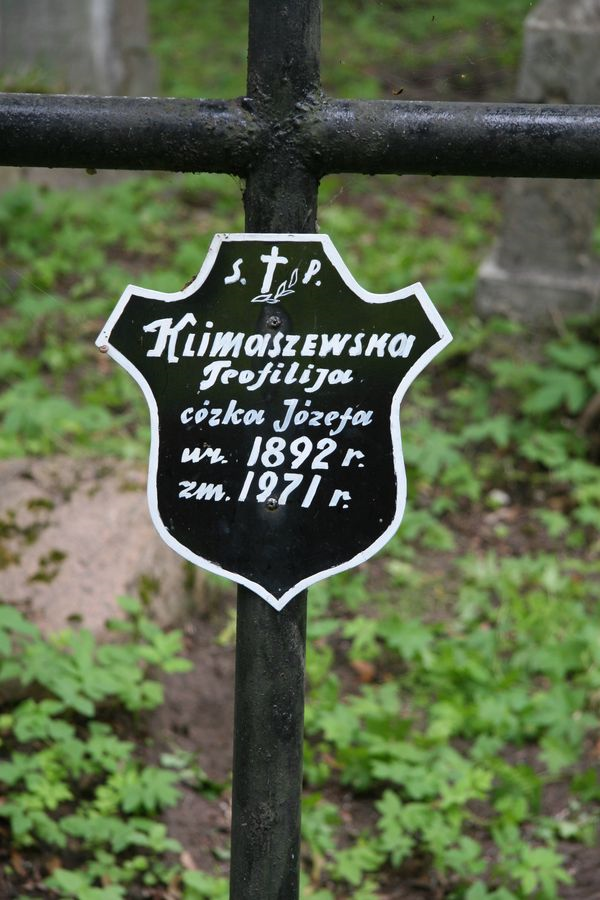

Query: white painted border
[96,233,452,611]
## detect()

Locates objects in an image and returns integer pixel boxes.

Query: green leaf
[182,870,229,899]
[342,617,380,660]
[588,365,600,391]
[520,431,572,468]
[376,790,415,866]
[459,414,512,449]
[382,617,433,664]
[46,868,90,894]
[572,769,600,802]
[535,509,570,538]
[539,735,580,774]
[546,340,597,371]
[443,836,485,877]
[120,767,180,814]
[330,841,384,887]
[116,596,144,617]
[320,704,360,747]
[523,369,588,415]
[465,884,491,900]
[0,605,38,636]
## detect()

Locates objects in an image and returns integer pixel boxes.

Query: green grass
[0,173,243,457]
[0,0,599,897]
[148,0,534,100]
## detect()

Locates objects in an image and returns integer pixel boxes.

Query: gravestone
[476,0,600,322]
[0,0,157,188]
[0,457,204,636]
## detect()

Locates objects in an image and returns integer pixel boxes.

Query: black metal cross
[2,2,600,898]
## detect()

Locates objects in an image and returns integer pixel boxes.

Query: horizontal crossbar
[0,94,257,175]
[311,100,600,179]
[1,92,600,179]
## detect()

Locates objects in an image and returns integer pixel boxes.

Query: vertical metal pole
[230,590,308,899]
[229,2,321,898]
[243,0,321,234]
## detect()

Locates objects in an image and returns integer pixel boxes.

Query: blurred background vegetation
[1,1,600,898]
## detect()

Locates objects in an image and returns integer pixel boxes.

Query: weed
[0,599,209,896]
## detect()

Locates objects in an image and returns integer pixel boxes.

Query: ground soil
[152,603,236,878]
[1,593,598,899]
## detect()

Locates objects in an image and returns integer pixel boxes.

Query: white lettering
[268,332,285,357]
[387,333,407,357]
[144,313,197,363]
[320,333,352,356]
[282,335,300,356]
[329,489,351,508]
[179,480,227,501]
[341,448,365,467]
[181,400,265,428]
[365,332,391,357]
[196,322,213,357]
[210,331,244,358]
[199,360,233,390]
[302,258,321,284]
[273,399,373,436]
[300,334,318,356]
[181,446,227,465]
[245,333,272,356]
[182,333,196,357]
[142,321,416,363]
[224,257,244,285]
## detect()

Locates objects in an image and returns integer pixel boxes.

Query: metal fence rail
[2,93,600,179]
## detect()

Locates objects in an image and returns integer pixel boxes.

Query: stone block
[476,253,600,322]
[518,0,600,105]
[0,0,158,189]
[0,457,205,635]
[0,0,157,96]
[476,0,600,323]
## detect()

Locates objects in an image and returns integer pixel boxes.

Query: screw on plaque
[266,315,282,329]
[266,497,279,511]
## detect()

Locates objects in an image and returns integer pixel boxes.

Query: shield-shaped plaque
[97,234,451,609]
